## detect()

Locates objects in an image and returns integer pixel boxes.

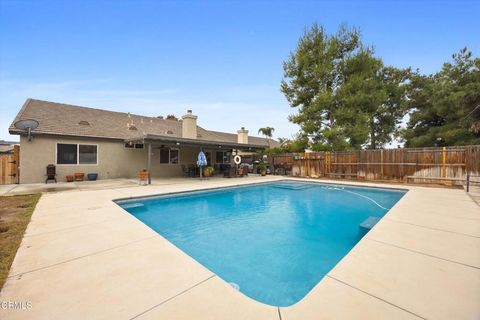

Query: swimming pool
[117,180,406,306]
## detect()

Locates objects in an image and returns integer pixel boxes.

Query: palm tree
[258,127,275,148]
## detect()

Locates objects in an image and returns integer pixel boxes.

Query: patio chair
[188,165,198,177]
[45,164,57,184]
[224,166,237,178]
[181,165,190,177]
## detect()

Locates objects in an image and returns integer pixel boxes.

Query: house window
[124,143,144,149]
[170,149,179,164]
[56,143,98,165]
[160,148,179,164]
[79,145,97,164]
[216,151,230,164]
[57,144,77,164]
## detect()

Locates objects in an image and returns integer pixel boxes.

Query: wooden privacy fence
[272,145,480,185]
[0,145,19,185]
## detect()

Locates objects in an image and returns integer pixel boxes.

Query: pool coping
[1,176,479,319]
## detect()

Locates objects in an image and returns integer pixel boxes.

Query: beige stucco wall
[18,135,229,183]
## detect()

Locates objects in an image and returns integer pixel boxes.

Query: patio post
[147,143,152,185]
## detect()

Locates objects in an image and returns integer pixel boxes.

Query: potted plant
[87,173,98,181]
[203,166,214,177]
[74,172,84,181]
[260,162,267,176]
[138,169,149,184]
[66,175,74,182]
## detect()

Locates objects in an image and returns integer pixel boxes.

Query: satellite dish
[14,119,39,142]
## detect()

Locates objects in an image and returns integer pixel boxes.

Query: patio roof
[126,134,267,151]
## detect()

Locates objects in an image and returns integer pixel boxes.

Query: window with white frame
[57,143,98,165]
[159,148,179,164]
[124,143,144,149]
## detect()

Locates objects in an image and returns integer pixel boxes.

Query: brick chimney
[182,110,197,139]
[237,127,248,144]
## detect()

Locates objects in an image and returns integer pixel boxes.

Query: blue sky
[1,0,479,141]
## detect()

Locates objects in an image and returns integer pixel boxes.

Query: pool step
[359,216,381,236]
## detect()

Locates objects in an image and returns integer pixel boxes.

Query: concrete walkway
[0,177,215,196]
[0,177,479,319]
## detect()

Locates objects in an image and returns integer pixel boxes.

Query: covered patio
[125,134,267,184]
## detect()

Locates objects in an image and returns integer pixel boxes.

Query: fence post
[328,151,330,176]
[381,149,384,179]
[325,151,328,177]
[305,153,312,178]
[442,146,447,178]
[466,174,470,192]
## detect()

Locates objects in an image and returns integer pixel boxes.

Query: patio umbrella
[197,150,207,179]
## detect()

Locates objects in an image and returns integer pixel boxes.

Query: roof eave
[9,130,125,142]
[126,134,266,150]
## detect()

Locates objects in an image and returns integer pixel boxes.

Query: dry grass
[0,193,41,290]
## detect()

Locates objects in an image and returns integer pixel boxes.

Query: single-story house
[9,99,277,183]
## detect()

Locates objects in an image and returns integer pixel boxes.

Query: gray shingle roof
[9,99,278,147]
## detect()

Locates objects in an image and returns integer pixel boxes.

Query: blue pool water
[117,181,406,306]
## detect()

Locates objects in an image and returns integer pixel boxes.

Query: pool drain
[229,282,240,291]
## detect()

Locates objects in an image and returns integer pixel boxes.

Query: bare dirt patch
[0,193,41,290]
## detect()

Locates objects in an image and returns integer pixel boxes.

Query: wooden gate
[0,145,19,184]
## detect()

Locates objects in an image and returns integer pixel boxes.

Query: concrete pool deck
[0,176,479,319]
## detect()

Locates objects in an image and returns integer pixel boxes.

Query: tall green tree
[338,49,410,149]
[281,24,409,150]
[402,48,480,147]
[281,24,360,150]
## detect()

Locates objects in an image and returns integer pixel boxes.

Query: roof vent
[129,125,138,131]
[78,120,90,126]
[166,130,174,134]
